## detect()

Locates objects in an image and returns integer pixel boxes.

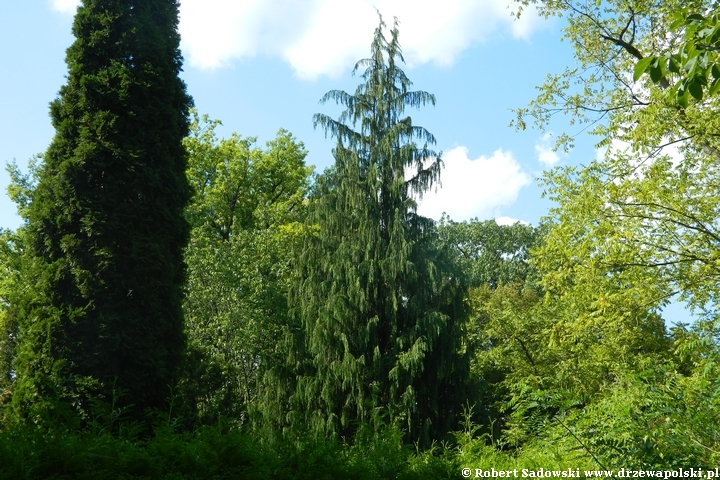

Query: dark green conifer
[12,0,192,424]
[289,15,469,445]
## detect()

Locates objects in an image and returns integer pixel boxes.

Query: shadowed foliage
[11,0,193,426]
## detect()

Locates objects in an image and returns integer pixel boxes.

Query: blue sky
[1,0,602,231]
[0,0,695,325]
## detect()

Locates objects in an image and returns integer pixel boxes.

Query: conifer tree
[290,15,469,445]
[12,0,192,424]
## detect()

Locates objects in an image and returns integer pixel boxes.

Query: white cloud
[595,137,684,179]
[535,132,560,167]
[595,145,608,162]
[179,0,542,78]
[49,0,543,79]
[495,216,528,226]
[415,146,530,221]
[51,0,79,14]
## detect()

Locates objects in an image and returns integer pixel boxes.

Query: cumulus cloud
[186,0,544,78]
[415,146,531,221]
[49,0,543,79]
[495,216,528,226]
[535,132,560,168]
[181,0,542,78]
[51,0,79,14]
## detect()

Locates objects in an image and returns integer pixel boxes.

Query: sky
[0,0,592,229]
[0,1,693,322]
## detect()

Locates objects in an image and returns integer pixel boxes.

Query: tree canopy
[181,111,312,424]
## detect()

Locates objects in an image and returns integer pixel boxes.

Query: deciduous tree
[438,216,542,289]
[506,0,720,461]
[181,112,311,424]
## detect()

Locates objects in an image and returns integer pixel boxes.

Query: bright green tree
[11,0,193,425]
[287,15,469,445]
[181,112,312,424]
[514,0,720,161]
[511,0,720,336]
[636,10,720,105]
[506,0,720,460]
[0,158,42,421]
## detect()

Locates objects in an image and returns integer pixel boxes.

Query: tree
[11,0,193,426]
[503,0,720,462]
[437,215,542,289]
[431,217,545,438]
[514,0,720,162]
[636,10,720,106]
[0,229,21,415]
[510,0,720,328]
[286,15,469,445]
[0,160,39,418]
[181,112,312,424]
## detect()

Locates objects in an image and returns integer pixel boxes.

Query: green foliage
[0,421,459,479]
[514,0,720,162]
[11,0,193,426]
[468,284,547,437]
[3,0,720,470]
[507,0,720,465]
[562,367,719,467]
[434,218,543,438]
[284,15,469,445]
[0,159,44,420]
[0,229,22,413]
[539,154,720,316]
[181,111,312,424]
[438,216,542,289]
[636,10,720,104]
[516,317,720,468]
[493,160,682,444]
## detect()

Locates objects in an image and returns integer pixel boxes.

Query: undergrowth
[0,415,617,480]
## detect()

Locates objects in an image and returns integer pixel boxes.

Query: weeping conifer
[290,15,469,445]
[12,0,192,425]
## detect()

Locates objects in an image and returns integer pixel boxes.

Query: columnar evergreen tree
[289,15,468,445]
[12,0,192,424]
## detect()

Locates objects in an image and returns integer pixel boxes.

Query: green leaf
[709,24,720,44]
[712,64,720,79]
[709,78,720,97]
[698,53,709,71]
[668,55,681,74]
[634,57,655,82]
[688,79,704,100]
[677,87,689,108]
[699,27,715,39]
[669,10,687,31]
[670,16,685,31]
[650,65,663,83]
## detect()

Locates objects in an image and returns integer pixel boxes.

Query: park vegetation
[1,0,720,477]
